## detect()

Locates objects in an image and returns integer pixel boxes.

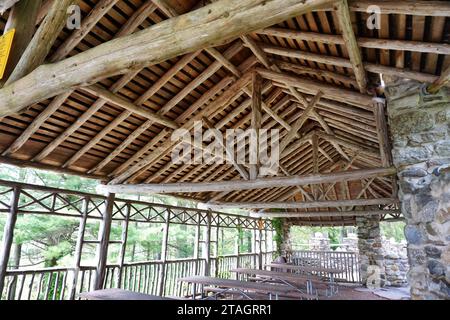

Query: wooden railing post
[213,223,219,277]
[68,196,89,299]
[117,202,131,288]
[258,227,263,270]
[251,229,257,268]
[194,211,201,275]
[94,193,114,290]
[157,210,170,296]
[204,210,212,276]
[0,186,20,297]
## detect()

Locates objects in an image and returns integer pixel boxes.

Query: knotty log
[0,0,336,116]
[337,0,367,93]
[99,167,396,194]
[94,192,114,290]
[1,0,42,86]
[252,210,400,218]
[207,197,398,210]
[5,0,79,85]
[258,27,450,55]
[0,186,20,295]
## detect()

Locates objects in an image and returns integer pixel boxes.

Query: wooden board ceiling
[0,0,448,225]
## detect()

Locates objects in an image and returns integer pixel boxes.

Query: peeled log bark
[0,0,336,117]
[99,167,397,194]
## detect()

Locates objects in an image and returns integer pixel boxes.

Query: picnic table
[266,263,345,296]
[78,288,174,300]
[178,276,313,300]
[231,268,325,296]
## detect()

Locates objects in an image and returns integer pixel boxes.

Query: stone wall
[279,219,293,259]
[356,215,386,287]
[386,79,450,299]
[384,252,409,287]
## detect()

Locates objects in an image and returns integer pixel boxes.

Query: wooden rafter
[0,0,337,116]
[337,0,367,93]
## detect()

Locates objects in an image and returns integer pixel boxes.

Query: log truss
[0,0,449,226]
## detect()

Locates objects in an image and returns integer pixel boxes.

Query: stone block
[405,225,427,245]
[390,111,434,136]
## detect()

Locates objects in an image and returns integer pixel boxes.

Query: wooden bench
[178,276,300,300]
[79,289,175,300]
[232,268,326,297]
[203,286,318,300]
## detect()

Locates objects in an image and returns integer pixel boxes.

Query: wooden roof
[0,0,449,226]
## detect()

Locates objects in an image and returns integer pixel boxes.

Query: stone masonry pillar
[385,79,450,299]
[279,219,293,260]
[356,215,386,287]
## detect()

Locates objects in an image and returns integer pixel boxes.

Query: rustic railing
[291,250,361,283]
[0,179,275,300]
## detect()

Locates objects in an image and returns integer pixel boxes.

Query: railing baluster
[27,273,35,300]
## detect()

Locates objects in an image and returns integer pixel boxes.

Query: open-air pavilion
[0,0,449,300]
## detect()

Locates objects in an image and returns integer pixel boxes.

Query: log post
[157,210,170,296]
[235,228,241,278]
[94,193,114,290]
[117,202,131,288]
[251,229,257,268]
[194,211,201,275]
[258,223,263,270]
[0,186,20,296]
[68,196,89,299]
[204,210,212,276]
[213,222,219,277]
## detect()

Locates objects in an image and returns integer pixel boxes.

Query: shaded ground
[320,284,410,300]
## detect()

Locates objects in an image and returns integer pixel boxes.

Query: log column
[94,193,114,290]
[203,211,212,276]
[157,210,170,296]
[0,186,20,296]
[386,79,450,299]
[355,215,386,287]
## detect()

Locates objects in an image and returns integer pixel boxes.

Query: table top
[78,288,174,300]
[266,263,344,274]
[178,276,294,294]
[231,268,325,284]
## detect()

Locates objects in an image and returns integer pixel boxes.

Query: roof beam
[2,1,157,158]
[5,0,79,85]
[0,0,19,14]
[347,1,450,16]
[99,167,396,194]
[0,0,337,116]
[337,0,367,93]
[256,67,374,108]
[252,210,400,218]
[207,197,397,210]
[249,72,262,179]
[251,41,446,87]
[1,0,42,86]
[258,27,450,55]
